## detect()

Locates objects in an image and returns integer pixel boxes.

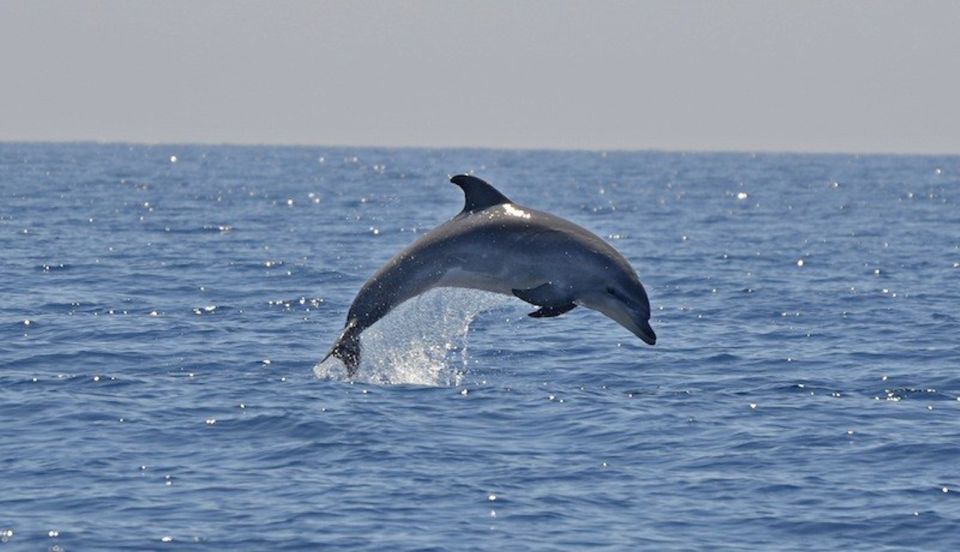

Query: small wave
[267,296,324,311]
[314,288,507,386]
[874,387,958,402]
[143,224,236,234]
[37,263,70,273]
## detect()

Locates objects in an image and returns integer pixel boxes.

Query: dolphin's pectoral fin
[528,303,577,318]
[514,284,576,317]
[512,283,574,311]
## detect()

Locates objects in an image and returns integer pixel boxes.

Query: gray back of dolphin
[324,175,655,377]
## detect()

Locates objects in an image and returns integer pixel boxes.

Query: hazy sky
[1,1,957,154]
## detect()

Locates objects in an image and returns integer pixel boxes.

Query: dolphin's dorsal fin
[450,175,511,212]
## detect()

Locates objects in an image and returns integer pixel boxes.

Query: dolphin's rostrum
[324,175,656,377]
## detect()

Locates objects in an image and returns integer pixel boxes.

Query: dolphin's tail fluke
[323,322,362,378]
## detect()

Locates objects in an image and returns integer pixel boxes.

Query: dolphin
[324,175,656,377]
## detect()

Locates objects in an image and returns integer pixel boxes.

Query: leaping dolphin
[324,175,656,377]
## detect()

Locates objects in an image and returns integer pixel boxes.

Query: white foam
[314,288,506,386]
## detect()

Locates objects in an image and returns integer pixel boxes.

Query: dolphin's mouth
[586,294,657,346]
[636,320,657,346]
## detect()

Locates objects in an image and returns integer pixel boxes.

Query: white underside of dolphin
[324,174,656,377]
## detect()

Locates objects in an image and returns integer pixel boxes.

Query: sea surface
[1,143,958,550]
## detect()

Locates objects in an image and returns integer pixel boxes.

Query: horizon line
[1,138,957,159]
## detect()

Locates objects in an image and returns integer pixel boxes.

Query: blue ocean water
[1,143,958,550]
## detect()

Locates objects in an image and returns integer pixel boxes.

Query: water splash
[314,288,507,386]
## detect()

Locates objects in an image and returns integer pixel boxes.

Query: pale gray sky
[1,1,957,154]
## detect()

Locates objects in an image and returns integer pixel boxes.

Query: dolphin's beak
[634,319,657,346]
[586,294,656,346]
